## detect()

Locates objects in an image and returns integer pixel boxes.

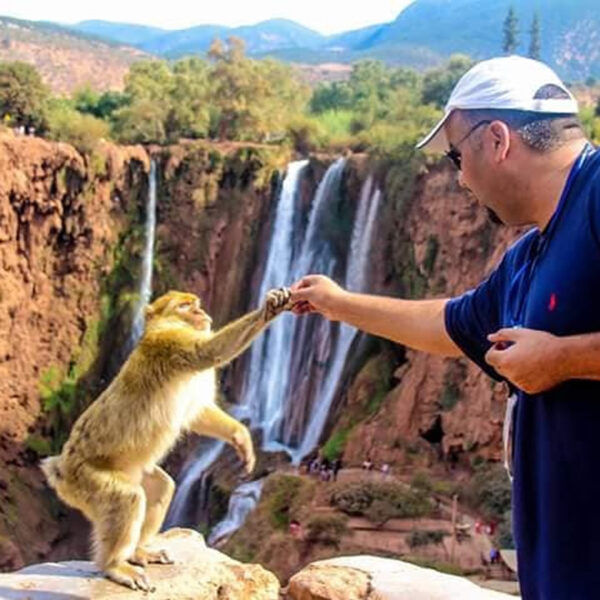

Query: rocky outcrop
[287,555,517,600]
[0,131,149,568]
[340,156,524,468]
[0,528,280,599]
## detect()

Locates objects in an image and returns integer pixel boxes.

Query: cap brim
[416,113,451,153]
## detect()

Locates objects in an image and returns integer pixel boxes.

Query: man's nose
[457,171,467,189]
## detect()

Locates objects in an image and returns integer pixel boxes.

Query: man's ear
[489,120,511,162]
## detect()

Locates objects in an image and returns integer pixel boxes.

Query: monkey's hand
[264,287,294,321]
[232,424,256,474]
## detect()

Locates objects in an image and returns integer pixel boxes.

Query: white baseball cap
[416,55,579,153]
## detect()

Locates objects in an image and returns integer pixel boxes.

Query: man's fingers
[487,328,524,342]
[484,346,506,369]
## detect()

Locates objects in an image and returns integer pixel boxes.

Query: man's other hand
[485,327,565,393]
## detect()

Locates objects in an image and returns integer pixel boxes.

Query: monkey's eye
[178,302,193,311]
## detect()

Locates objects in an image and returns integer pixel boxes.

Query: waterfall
[167,161,383,541]
[242,157,347,453]
[289,175,381,462]
[164,440,224,528]
[207,479,263,547]
[129,159,157,347]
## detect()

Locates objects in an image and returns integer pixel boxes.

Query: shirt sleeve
[444,258,508,381]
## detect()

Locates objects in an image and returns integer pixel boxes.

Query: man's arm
[485,328,600,393]
[290,275,462,357]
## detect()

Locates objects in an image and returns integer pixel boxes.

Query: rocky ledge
[0,528,518,599]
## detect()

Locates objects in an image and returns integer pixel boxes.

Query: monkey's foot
[105,562,153,591]
[130,546,174,567]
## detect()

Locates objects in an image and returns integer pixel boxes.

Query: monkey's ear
[145,305,156,320]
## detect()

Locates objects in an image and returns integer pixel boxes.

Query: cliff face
[0,132,149,568]
[340,157,522,469]
[0,136,290,569]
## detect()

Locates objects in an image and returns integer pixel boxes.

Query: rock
[286,555,518,600]
[0,528,280,599]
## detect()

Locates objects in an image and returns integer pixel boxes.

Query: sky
[0,0,414,35]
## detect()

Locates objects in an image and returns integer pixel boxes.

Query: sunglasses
[445,120,492,170]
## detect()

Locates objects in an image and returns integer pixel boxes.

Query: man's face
[444,112,514,225]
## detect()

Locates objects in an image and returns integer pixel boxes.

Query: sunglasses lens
[446,148,461,170]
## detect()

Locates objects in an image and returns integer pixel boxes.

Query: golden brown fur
[41,288,292,591]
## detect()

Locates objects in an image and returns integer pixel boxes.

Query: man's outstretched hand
[485,327,566,394]
[290,275,347,321]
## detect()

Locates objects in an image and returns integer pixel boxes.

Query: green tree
[112,99,167,144]
[421,54,473,109]
[0,61,49,129]
[167,57,211,140]
[309,81,353,114]
[74,86,129,120]
[208,37,308,141]
[528,11,541,60]
[503,6,519,54]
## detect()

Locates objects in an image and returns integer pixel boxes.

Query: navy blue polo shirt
[445,143,600,600]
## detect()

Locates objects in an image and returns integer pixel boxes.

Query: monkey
[41,287,293,591]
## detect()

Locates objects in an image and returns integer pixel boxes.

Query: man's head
[417,56,585,225]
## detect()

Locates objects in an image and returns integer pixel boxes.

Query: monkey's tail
[40,455,62,490]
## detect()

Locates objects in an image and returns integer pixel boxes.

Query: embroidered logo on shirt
[548,293,557,311]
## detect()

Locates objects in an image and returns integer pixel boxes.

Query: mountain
[73,19,167,46]
[70,18,325,58]
[367,0,600,80]
[0,15,149,93]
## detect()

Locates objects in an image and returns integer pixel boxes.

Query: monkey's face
[175,298,213,332]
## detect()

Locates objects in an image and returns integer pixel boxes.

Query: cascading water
[167,161,383,541]
[290,176,381,462]
[207,479,264,547]
[128,158,157,348]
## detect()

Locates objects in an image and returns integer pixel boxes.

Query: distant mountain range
[0,16,147,93]
[0,0,598,94]
[69,0,600,79]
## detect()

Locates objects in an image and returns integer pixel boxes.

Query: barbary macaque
[42,287,293,591]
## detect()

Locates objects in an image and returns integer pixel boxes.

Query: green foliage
[422,55,473,109]
[407,529,446,548]
[0,61,49,129]
[38,365,81,453]
[46,98,109,153]
[321,427,352,462]
[305,514,350,546]
[580,106,600,145]
[503,6,520,54]
[497,508,515,549]
[74,85,129,120]
[462,462,512,521]
[310,81,353,113]
[330,481,433,525]
[266,474,303,529]
[528,11,541,60]
[112,99,167,144]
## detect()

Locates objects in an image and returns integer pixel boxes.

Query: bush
[46,101,109,153]
[305,514,350,546]
[330,481,433,525]
[266,475,303,530]
[462,462,512,521]
[407,529,446,548]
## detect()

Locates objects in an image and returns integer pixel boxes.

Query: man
[290,56,600,599]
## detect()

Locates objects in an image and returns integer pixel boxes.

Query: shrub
[407,529,446,548]
[46,101,109,153]
[330,481,433,525]
[266,475,303,530]
[305,514,350,546]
